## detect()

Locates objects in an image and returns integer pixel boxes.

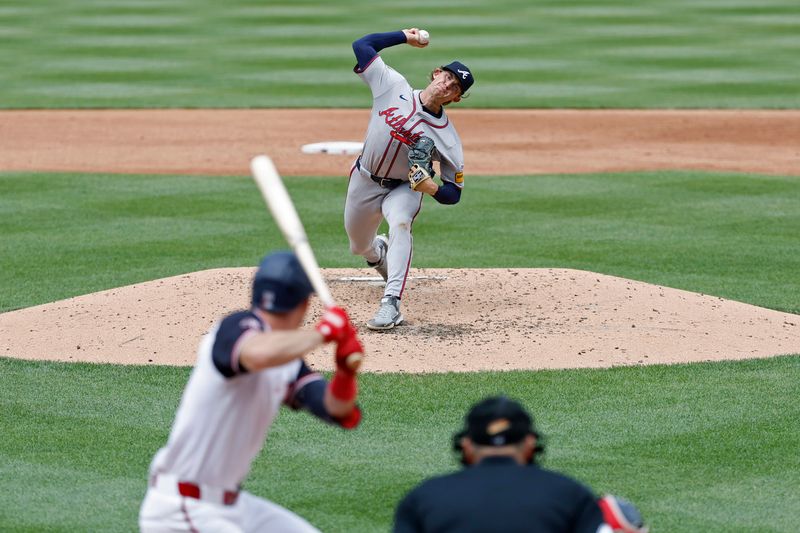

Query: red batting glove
[315,306,350,343]
[330,328,363,402]
[335,329,364,374]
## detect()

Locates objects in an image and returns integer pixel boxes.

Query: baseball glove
[407,136,436,190]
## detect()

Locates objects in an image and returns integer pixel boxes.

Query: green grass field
[2,171,798,314]
[2,0,800,530]
[1,0,799,108]
[1,171,799,531]
[2,357,800,532]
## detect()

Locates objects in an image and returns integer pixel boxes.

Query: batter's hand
[336,329,364,374]
[403,28,428,48]
[316,306,351,343]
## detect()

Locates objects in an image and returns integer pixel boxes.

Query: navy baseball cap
[461,396,538,446]
[442,61,474,94]
[251,251,314,313]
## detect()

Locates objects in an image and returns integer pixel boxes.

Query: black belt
[357,157,404,189]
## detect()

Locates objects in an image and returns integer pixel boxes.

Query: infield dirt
[1,109,799,371]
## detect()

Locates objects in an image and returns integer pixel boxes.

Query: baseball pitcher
[343,28,475,330]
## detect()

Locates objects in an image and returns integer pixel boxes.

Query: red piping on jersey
[374,142,393,177]
[407,116,449,130]
[405,93,450,142]
[345,160,357,212]
[180,500,200,533]
[384,146,403,178]
[398,194,424,298]
[405,94,418,121]
[285,372,324,406]
[354,55,379,74]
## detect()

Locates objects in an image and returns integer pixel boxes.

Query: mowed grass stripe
[1,171,798,314]
[1,0,799,108]
[1,357,798,532]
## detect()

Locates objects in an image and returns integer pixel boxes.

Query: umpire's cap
[458,396,541,447]
[251,251,314,313]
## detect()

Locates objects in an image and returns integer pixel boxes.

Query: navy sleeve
[433,181,462,204]
[393,488,424,533]
[211,312,262,377]
[353,31,407,70]
[572,488,605,533]
[285,361,327,413]
[285,362,361,428]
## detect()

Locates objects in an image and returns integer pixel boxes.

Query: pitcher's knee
[350,242,371,256]
[389,220,412,234]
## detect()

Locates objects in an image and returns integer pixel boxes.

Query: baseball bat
[250,155,335,308]
[250,155,363,371]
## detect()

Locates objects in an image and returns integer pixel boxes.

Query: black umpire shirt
[393,456,605,533]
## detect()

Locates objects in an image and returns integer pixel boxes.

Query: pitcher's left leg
[381,186,424,298]
[366,187,423,331]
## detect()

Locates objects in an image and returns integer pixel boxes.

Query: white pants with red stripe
[139,487,320,533]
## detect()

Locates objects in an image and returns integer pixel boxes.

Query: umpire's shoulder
[534,466,598,496]
[407,469,465,498]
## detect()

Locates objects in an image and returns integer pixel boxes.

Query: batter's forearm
[352,31,407,69]
[324,380,359,419]
[292,376,361,428]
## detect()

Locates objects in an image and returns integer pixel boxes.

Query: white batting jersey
[357,55,465,187]
[147,310,314,490]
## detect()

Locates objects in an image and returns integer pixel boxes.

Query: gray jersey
[357,55,465,187]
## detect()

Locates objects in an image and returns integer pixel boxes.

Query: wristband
[336,405,362,429]
[433,180,461,204]
[329,369,357,402]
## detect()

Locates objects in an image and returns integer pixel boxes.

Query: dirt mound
[2,109,798,371]
[1,109,798,177]
[2,268,798,372]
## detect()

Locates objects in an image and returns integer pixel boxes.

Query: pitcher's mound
[1,268,798,372]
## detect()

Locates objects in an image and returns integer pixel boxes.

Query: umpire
[393,396,607,533]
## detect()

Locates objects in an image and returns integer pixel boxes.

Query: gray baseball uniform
[345,42,465,301]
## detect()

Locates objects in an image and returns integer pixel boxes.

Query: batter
[139,251,363,532]
[344,28,475,330]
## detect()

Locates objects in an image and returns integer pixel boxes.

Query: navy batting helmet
[251,251,314,313]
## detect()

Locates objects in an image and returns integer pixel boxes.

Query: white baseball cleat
[366,234,389,283]
[367,295,403,331]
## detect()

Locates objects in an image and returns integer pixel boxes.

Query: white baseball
[418,30,429,45]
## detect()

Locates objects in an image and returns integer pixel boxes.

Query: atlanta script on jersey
[356,55,464,188]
